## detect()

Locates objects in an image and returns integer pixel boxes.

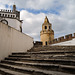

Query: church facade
[40,16,54,46]
[0,4,22,32]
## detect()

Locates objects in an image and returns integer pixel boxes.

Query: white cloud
[0,0,75,41]
[20,10,45,41]
[20,0,75,40]
[0,0,67,10]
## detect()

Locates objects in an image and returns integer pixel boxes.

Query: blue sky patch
[18,8,60,15]
[4,4,61,15]
[5,4,9,8]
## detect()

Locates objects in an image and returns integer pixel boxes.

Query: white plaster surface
[0,12,21,31]
[5,18,22,31]
[0,22,33,60]
[52,39,75,46]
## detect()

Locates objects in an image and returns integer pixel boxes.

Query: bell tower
[40,16,54,46]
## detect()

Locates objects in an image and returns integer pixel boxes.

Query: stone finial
[13,4,16,12]
[44,16,49,23]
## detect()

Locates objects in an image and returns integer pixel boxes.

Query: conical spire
[44,16,49,23]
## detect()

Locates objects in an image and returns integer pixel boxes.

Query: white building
[0,5,34,60]
[0,4,22,32]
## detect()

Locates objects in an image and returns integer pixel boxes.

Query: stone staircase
[0,46,75,75]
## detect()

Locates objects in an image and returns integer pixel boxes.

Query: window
[1,19,8,25]
[11,15,12,17]
[3,14,4,16]
[8,15,9,17]
[5,14,7,17]
[45,41,47,45]
[45,26,47,29]
[13,15,15,18]
[49,26,50,29]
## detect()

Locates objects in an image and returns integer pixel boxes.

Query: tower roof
[44,16,49,23]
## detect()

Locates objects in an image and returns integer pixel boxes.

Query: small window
[13,15,15,18]
[3,14,4,16]
[49,26,50,29]
[45,26,47,29]
[8,15,9,17]
[5,14,7,17]
[11,15,12,17]
[45,41,47,45]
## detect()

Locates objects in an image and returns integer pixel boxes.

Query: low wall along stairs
[0,46,75,75]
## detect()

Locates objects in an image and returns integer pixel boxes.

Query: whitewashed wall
[5,18,22,31]
[0,22,33,60]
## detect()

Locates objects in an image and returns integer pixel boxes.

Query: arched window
[45,26,47,29]
[1,19,8,25]
[8,15,9,17]
[11,15,12,17]
[3,14,4,16]
[49,26,50,29]
[45,41,47,45]
[5,14,7,17]
[13,15,15,18]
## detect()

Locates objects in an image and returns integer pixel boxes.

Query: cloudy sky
[0,0,75,41]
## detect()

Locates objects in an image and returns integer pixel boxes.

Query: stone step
[9,54,75,60]
[30,55,75,60]
[29,46,75,52]
[0,69,13,75]
[12,51,75,55]
[30,49,75,52]
[0,68,30,75]
[1,60,75,73]
[4,57,75,66]
[9,55,31,58]
[0,63,73,75]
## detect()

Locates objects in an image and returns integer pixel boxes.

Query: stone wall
[0,22,33,60]
[34,41,42,46]
[50,33,75,45]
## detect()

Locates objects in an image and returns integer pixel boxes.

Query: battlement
[0,12,20,20]
[0,13,16,18]
[0,9,20,19]
[50,33,75,44]
[0,9,13,13]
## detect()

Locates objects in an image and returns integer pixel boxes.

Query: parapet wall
[34,41,42,46]
[0,22,33,60]
[0,9,20,19]
[50,33,75,44]
[0,9,13,13]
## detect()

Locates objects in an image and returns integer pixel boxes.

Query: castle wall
[51,38,75,46]
[50,33,75,46]
[0,22,33,60]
